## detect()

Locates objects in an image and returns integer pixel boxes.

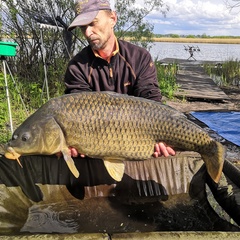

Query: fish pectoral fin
[62,149,80,178]
[103,158,125,182]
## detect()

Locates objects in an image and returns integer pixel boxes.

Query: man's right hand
[69,147,85,158]
[56,147,85,158]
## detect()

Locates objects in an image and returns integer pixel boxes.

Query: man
[65,0,175,158]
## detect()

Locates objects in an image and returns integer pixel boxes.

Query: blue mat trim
[191,111,240,146]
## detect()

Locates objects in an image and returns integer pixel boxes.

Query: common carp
[4,92,225,183]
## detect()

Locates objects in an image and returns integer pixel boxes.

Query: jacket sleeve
[64,57,92,94]
[133,51,162,102]
[64,48,92,93]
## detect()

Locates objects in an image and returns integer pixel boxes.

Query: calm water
[150,42,240,61]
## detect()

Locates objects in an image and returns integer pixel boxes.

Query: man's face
[80,10,116,50]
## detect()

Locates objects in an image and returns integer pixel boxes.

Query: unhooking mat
[0,152,239,235]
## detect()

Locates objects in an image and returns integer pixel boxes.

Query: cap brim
[68,10,98,31]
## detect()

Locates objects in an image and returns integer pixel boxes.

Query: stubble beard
[89,38,106,50]
[88,34,110,51]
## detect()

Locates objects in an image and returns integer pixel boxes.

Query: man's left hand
[153,142,176,158]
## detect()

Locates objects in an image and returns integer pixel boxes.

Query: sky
[110,0,240,36]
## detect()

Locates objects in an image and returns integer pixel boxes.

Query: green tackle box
[0,41,18,57]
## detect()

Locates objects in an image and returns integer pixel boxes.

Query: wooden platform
[161,58,230,101]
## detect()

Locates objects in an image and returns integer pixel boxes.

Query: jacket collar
[92,36,119,62]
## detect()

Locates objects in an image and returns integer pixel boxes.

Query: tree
[224,0,240,10]
[1,0,76,76]
[115,0,168,50]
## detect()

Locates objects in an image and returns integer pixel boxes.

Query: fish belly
[55,92,213,160]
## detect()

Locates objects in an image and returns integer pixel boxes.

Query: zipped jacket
[64,39,162,102]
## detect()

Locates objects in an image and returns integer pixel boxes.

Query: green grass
[0,74,32,142]
[0,73,65,143]
[156,61,179,99]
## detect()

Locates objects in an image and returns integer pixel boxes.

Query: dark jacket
[64,39,162,102]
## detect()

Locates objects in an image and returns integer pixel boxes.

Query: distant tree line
[153,34,240,39]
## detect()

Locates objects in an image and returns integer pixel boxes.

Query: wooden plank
[159,58,229,101]
[175,64,230,100]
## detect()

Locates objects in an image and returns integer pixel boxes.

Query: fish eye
[21,133,30,142]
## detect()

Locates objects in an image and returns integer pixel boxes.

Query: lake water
[150,42,240,62]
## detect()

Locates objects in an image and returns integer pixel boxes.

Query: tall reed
[204,58,240,87]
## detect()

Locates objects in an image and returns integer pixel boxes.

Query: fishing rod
[55,16,87,47]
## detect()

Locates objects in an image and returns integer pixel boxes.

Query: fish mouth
[5,147,23,168]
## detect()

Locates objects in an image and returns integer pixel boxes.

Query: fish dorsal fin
[103,158,125,182]
[62,148,80,178]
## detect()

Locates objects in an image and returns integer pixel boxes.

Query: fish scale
[4,91,224,183]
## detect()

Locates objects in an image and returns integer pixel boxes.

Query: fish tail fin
[62,149,80,178]
[202,141,225,183]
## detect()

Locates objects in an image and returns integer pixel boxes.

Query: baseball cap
[68,0,111,31]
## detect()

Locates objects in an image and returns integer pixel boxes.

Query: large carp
[4,92,224,183]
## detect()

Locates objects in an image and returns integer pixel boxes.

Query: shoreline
[123,37,240,44]
[152,37,240,44]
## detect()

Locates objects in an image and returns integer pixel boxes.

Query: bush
[0,70,65,143]
[155,61,179,99]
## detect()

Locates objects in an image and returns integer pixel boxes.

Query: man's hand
[70,147,85,158]
[56,147,85,158]
[153,142,176,158]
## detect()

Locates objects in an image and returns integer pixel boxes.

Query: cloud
[147,0,240,36]
[110,0,240,36]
